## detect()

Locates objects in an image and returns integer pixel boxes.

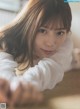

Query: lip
[41,49,56,56]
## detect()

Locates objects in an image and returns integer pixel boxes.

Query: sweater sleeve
[0,52,18,80]
[22,36,73,91]
[0,36,73,91]
[0,52,22,91]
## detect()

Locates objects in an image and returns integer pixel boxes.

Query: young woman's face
[34,25,68,59]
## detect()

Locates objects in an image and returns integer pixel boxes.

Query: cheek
[57,37,67,46]
[35,35,44,48]
[35,39,41,48]
[34,37,42,52]
[55,40,64,49]
[56,39,65,47]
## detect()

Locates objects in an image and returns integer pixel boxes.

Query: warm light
[49,95,80,109]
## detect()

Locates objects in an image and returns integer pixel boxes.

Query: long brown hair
[0,0,72,69]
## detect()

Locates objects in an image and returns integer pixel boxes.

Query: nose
[45,33,56,48]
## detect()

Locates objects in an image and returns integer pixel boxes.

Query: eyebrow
[41,26,66,31]
[54,28,66,30]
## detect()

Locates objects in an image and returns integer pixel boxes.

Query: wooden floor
[15,69,80,109]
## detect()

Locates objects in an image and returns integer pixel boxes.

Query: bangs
[40,13,70,32]
[42,16,65,30]
[36,2,71,32]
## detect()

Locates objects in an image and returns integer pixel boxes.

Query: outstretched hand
[0,78,43,108]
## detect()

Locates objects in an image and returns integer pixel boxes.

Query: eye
[38,28,47,34]
[56,31,65,37]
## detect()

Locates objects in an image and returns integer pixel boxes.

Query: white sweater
[0,37,73,91]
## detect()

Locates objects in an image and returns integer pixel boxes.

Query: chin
[41,55,50,58]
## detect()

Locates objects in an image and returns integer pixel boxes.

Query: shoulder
[0,51,14,60]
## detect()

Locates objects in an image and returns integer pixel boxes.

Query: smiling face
[34,24,68,59]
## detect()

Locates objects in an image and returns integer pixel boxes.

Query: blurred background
[0,0,28,27]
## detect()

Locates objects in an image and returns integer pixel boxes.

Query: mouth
[41,49,56,56]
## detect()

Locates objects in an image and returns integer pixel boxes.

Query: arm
[0,52,18,80]
[0,52,21,91]
[22,36,73,91]
[0,52,57,91]
[0,36,73,91]
[0,53,43,103]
